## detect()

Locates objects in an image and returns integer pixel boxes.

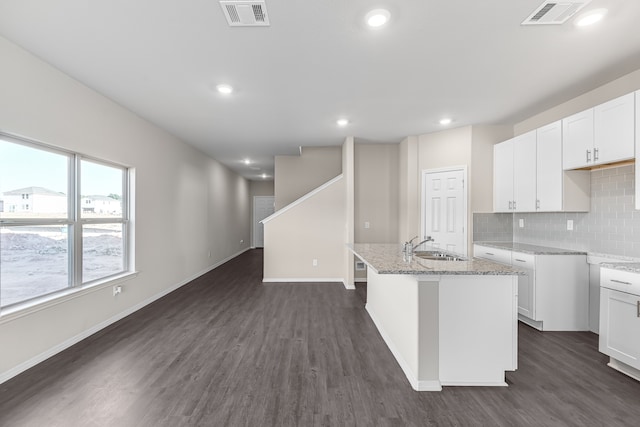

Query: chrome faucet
[403,235,434,260]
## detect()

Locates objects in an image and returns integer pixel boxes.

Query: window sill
[0,271,139,325]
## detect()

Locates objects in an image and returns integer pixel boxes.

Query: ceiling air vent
[521,0,592,25]
[220,1,270,26]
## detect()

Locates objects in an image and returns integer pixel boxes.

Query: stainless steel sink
[414,251,466,261]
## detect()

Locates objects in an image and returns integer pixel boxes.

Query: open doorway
[253,196,275,248]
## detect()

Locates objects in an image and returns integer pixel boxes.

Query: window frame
[0,132,133,309]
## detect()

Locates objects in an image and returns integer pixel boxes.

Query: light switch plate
[519,218,524,228]
[567,219,574,231]
[364,221,370,229]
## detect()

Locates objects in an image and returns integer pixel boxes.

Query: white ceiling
[1,0,639,180]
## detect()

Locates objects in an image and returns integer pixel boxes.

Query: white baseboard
[262,277,355,290]
[0,247,251,385]
[263,277,344,283]
[365,303,442,392]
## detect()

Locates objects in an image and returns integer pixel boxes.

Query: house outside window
[0,133,133,308]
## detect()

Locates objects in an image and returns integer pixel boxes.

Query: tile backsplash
[473,164,640,258]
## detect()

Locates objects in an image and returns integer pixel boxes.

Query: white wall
[514,68,640,135]
[0,35,250,381]
[355,143,399,243]
[274,146,342,210]
[263,176,346,281]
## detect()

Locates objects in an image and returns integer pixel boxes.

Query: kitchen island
[349,243,523,391]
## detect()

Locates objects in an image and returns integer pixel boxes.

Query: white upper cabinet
[493,139,514,212]
[562,109,594,169]
[563,93,635,170]
[636,91,640,210]
[513,131,537,212]
[494,121,589,213]
[536,121,563,211]
[594,93,635,164]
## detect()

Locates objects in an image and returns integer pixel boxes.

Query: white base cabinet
[474,245,589,331]
[599,268,640,381]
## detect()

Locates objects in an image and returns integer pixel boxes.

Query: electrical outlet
[312,259,318,267]
[113,285,122,296]
[519,218,524,228]
[567,219,574,231]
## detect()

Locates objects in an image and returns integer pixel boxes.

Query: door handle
[611,279,632,286]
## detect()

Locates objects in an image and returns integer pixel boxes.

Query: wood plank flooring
[1,249,640,426]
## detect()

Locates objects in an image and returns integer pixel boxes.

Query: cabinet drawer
[473,245,511,265]
[511,252,535,270]
[601,268,640,295]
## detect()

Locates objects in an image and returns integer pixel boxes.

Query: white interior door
[253,196,275,248]
[422,168,467,255]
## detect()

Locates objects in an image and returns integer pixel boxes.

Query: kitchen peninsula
[349,243,523,391]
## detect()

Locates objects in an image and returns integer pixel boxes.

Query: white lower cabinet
[474,244,588,331]
[511,253,535,320]
[599,268,640,381]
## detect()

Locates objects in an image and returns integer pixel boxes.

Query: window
[0,133,132,308]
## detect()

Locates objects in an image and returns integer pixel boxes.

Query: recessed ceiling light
[337,118,349,127]
[365,9,390,28]
[575,8,607,27]
[243,158,251,165]
[261,173,267,179]
[216,84,233,94]
[439,118,453,125]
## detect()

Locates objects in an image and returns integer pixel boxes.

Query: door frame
[421,165,468,256]
[253,195,275,248]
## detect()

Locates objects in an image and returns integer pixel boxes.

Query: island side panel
[365,267,425,390]
[438,275,518,386]
[418,280,441,391]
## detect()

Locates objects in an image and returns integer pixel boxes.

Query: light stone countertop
[474,241,587,255]
[599,262,640,274]
[349,243,524,276]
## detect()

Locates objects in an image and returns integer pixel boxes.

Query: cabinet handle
[514,258,527,263]
[637,301,640,318]
[594,147,599,162]
[586,149,591,162]
[513,201,517,210]
[610,279,632,285]
[536,199,540,209]
[485,252,495,256]
[508,201,513,210]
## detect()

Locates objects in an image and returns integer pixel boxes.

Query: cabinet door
[513,131,537,212]
[512,253,536,319]
[562,109,594,170]
[594,93,635,165]
[599,288,640,368]
[493,141,514,212]
[536,121,563,211]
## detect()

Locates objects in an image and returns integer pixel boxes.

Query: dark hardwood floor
[1,249,640,426]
